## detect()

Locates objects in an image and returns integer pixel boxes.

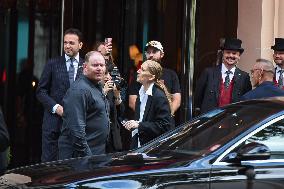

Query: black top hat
[271,38,284,51]
[220,38,244,54]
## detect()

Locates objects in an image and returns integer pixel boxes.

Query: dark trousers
[41,129,60,162]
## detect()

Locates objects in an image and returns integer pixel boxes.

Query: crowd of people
[2,28,284,166]
[34,28,181,161]
[194,37,284,115]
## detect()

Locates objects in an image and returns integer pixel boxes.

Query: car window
[137,101,283,157]
[246,119,284,159]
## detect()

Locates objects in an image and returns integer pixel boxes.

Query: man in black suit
[58,51,109,159]
[36,28,84,162]
[195,38,252,114]
[271,38,284,88]
[241,59,284,100]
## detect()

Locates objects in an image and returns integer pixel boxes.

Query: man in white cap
[128,40,181,118]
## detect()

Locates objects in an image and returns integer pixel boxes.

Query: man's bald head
[255,58,275,74]
[251,58,275,87]
[83,51,106,83]
[84,51,105,64]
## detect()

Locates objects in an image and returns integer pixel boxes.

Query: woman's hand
[123,120,139,131]
[104,42,112,55]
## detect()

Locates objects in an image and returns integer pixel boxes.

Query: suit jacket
[273,68,284,89]
[241,81,284,100]
[195,65,252,114]
[133,85,174,146]
[36,55,84,133]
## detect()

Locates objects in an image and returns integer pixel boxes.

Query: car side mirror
[223,142,270,164]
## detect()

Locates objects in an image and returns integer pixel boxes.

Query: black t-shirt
[128,68,181,95]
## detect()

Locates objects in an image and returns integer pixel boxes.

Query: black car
[1,98,284,188]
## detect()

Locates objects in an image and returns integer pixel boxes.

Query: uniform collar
[221,63,236,74]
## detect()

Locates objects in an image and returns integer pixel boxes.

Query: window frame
[213,112,284,166]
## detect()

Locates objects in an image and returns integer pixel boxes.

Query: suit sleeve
[36,59,57,112]
[62,88,91,157]
[194,69,209,111]
[240,94,249,101]
[243,73,252,93]
[0,108,9,152]
[138,94,172,144]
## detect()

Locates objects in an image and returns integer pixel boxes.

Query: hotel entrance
[0,0,194,168]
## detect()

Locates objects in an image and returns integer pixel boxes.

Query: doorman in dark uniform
[271,38,284,88]
[194,38,252,114]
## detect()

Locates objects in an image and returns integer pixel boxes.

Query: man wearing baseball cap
[128,40,181,118]
[271,38,284,88]
[194,38,252,114]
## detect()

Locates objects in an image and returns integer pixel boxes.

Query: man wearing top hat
[194,38,252,114]
[271,38,284,88]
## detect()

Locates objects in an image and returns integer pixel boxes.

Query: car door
[71,163,212,189]
[210,115,284,189]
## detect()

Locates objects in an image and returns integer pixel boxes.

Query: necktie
[278,70,283,88]
[224,70,232,88]
[69,58,75,84]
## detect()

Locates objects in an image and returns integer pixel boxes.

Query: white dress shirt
[221,63,236,82]
[52,54,80,113]
[132,83,154,147]
[275,65,283,83]
[65,54,80,81]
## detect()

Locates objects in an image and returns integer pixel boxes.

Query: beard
[275,59,284,66]
[148,57,162,63]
